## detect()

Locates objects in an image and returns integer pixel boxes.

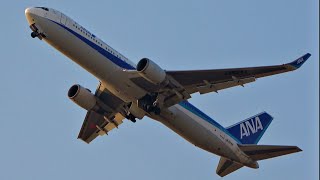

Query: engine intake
[68,84,97,111]
[137,58,166,85]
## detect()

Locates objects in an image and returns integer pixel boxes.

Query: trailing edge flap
[216,157,243,177]
[238,144,302,161]
[78,83,126,144]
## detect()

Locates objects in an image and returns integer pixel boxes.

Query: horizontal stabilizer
[216,157,243,177]
[238,144,302,161]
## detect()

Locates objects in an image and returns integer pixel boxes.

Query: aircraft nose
[25,7,34,16]
[25,7,37,24]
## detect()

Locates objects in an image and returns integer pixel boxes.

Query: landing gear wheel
[31,31,38,38]
[154,107,161,115]
[126,114,137,123]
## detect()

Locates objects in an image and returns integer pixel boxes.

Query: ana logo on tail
[226,112,272,144]
[240,117,263,139]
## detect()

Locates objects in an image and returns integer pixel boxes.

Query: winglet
[287,53,311,69]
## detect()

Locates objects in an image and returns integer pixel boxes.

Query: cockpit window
[35,7,49,11]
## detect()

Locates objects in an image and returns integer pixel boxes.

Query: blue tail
[226,112,273,144]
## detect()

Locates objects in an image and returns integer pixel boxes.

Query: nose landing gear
[30,31,45,39]
[31,31,39,38]
[29,23,46,39]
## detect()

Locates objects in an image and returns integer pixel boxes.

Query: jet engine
[137,58,167,85]
[68,84,96,111]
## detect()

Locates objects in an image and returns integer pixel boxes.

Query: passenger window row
[71,23,123,59]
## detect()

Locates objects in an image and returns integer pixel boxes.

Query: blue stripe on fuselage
[178,101,241,144]
[48,19,135,70]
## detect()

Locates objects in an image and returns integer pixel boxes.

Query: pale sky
[0,1,318,180]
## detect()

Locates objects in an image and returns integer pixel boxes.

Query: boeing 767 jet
[25,7,310,176]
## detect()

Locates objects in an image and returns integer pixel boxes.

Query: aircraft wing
[78,83,127,143]
[130,53,310,108]
[166,53,311,95]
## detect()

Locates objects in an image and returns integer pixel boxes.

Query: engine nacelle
[68,84,97,111]
[137,58,166,85]
[128,102,146,119]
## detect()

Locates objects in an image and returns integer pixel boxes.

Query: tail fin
[238,144,302,161]
[226,112,273,144]
[216,157,243,177]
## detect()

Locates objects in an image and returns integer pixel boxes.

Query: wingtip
[287,53,311,69]
[304,53,312,62]
[296,146,303,152]
[306,53,312,58]
[77,137,91,144]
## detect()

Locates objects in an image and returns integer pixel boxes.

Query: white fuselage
[25,7,257,167]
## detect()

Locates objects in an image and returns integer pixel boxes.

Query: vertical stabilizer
[226,112,273,144]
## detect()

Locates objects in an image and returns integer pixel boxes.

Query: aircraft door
[60,13,67,25]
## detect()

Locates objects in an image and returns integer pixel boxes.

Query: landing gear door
[60,13,67,25]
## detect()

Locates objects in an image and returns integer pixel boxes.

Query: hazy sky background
[1,1,318,180]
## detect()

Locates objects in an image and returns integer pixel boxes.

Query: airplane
[25,7,310,177]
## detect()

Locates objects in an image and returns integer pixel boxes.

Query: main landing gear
[126,93,161,123]
[126,114,137,123]
[138,94,161,115]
